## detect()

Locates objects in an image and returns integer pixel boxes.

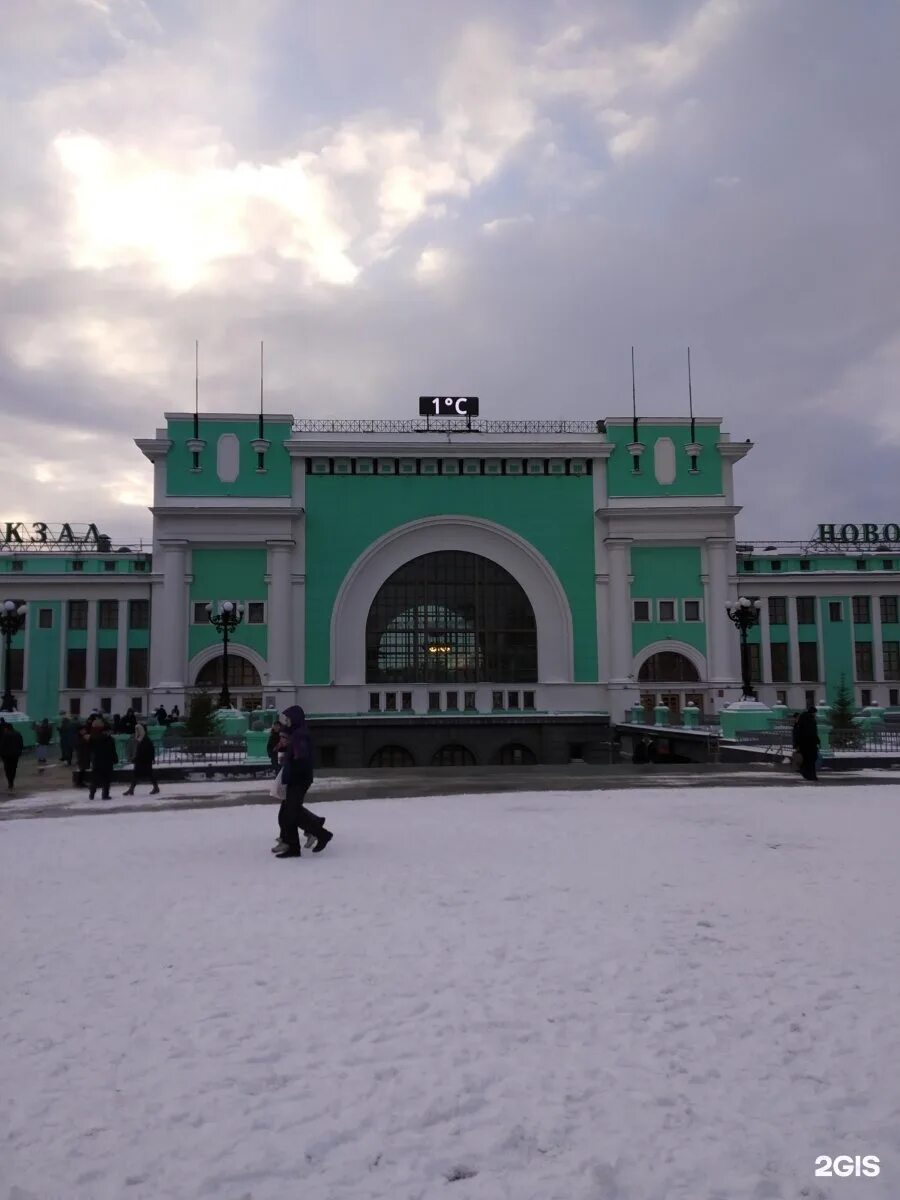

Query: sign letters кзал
[1,522,104,547]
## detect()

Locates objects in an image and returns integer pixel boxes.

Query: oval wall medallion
[653,436,676,485]
[216,433,240,483]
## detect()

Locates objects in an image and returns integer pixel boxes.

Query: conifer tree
[829,675,858,749]
[184,690,220,738]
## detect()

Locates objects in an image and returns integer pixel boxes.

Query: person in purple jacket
[272,705,333,858]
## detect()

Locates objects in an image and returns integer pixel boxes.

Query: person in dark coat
[155,704,168,727]
[122,708,137,735]
[169,705,180,722]
[74,726,93,787]
[793,705,821,781]
[123,724,159,796]
[0,720,24,791]
[88,725,118,799]
[272,704,332,858]
[59,715,76,764]
[34,718,53,772]
[266,719,283,769]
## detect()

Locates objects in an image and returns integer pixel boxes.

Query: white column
[153,542,188,688]
[705,538,734,682]
[605,539,633,681]
[759,596,772,684]
[871,596,884,684]
[266,541,294,687]
[86,600,98,690]
[787,595,801,685]
[116,599,128,691]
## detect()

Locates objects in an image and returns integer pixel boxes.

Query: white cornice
[598,505,741,519]
[718,441,753,461]
[164,412,295,423]
[151,506,304,518]
[135,437,173,462]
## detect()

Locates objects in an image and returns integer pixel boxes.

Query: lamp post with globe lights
[0,600,27,712]
[726,596,763,700]
[205,601,245,709]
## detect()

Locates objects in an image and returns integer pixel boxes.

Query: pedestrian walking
[34,718,53,772]
[123,724,160,796]
[88,724,118,799]
[793,705,821,781]
[73,725,92,787]
[122,707,137,735]
[272,705,332,858]
[266,719,284,769]
[0,719,24,791]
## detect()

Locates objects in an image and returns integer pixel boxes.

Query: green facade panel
[188,549,268,666]
[629,547,706,657]
[820,597,854,701]
[606,423,723,498]
[166,419,292,498]
[26,601,61,721]
[303,475,598,686]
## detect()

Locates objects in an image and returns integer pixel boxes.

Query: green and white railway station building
[2,411,899,764]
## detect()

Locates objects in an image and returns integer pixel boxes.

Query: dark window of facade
[69,697,81,716]
[684,600,701,622]
[658,600,676,621]
[798,642,819,681]
[365,551,538,684]
[445,691,458,710]
[369,745,415,768]
[637,652,700,683]
[11,560,23,571]
[384,692,397,711]
[881,596,898,624]
[523,690,535,710]
[193,602,210,624]
[6,648,24,691]
[883,641,900,681]
[66,648,86,689]
[129,599,150,629]
[856,559,867,570]
[104,560,116,571]
[100,697,112,714]
[71,560,84,571]
[130,697,143,712]
[829,601,843,622]
[890,688,899,706]
[742,560,755,571]
[492,690,504,709]
[776,689,788,705]
[746,643,762,682]
[369,692,380,711]
[507,690,519,709]
[861,688,872,706]
[855,642,874,680]
[852,595,871,623]
[127,647,148,688]
[401,692,413,711]
[768,596,787,624]
[633,600,651,622]
[770,642,790,681]
[428,691,441,711]
[464,690,476,710]
[38,608,53,629]
[194,655,262,688]
[98,600,118,629]
[496,743,537,765]
[883,560,894,570]
[804,689,816,707]
[770,560,782,571]
[247,602,265,624]
[796,597,816,625]
[431,744,477,767]
[800,560,811,571]
[97,648,117,688]
[133,559,148,571]
[68,600,88,630]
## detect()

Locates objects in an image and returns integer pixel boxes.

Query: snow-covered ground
[2,786,898,1200]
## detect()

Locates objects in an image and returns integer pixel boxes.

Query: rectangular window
[881,596,898,624]
[193,602,210,624]
[507,690,519,710]
[856,559,867,570]
[770,642,790,681]
[861,688,872,707]
[38,608,53,629]
[464,690,477,711]
[855,642,874,680]
[100,696,112,714]
[71,560,84,572]
[742,560,756,571]
[98,600,118,629]
[128,599,150,629]
[883,560,894,570]
[804,689,816,707]
[103,560,116,571]
[69,697,81,716]
[384,692,397,712]
[133,559,148,572]
[770,560,782,571]
[747,643,762,682]
[852,595,871,623]
[66,648,86,689]
[632,599,651,622]
[523,690,535,710]
[446,691,459,711]
[768,596,787,624]
[883,641,900,681]
[6,648,23,691]
[127,647,148,688]
[796,597,816,625]
[11,560,23,571]
[130,697,143,713]
[890,688,899,706]
[68,600,88,630]
[658,599,676,622]
[800,560,811,571]
[247,602,265,624]
[401,692,413,711]
[683,599,701,622]
[829,600,843,622]
[798,641,819,681]
[368,692,380,712]
[776,689,788,705]
[97,647,117,688]
[428,691,441,712]
[492,690,504,710]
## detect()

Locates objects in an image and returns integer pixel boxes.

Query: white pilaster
[266,541,294,687]
[152,542,188,688]
[759,597,772,684]
[787,595,801,685]
[705,538,734,682]
[605,538,633,681]
[116,600,128,690]
[871,598,885,683]
[86,600,98,690]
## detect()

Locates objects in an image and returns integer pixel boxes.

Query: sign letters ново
[1,522,104,546]
[816,523,900,544]
[419,396,480,417]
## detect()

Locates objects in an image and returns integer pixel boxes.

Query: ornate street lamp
[0,600,27,712]
[726,596,763,700]
[205,601,245,709]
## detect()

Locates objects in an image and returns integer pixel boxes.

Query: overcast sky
[1,0,898,545]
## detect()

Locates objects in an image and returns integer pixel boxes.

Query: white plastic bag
[269,768,286,800]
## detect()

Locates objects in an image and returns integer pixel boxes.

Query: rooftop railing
[291,418,605,435]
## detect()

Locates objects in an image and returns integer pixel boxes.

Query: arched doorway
[637,650,703,720]
[193,654,263,711]
[495,743,537,766]
[365,551,537,683]
[369,745,415,768]
[638,652,700,683]
[431,744,477,767]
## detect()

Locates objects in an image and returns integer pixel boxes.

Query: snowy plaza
[2,784,899,1200]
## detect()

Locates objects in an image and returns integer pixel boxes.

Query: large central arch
[330,516,574,684]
